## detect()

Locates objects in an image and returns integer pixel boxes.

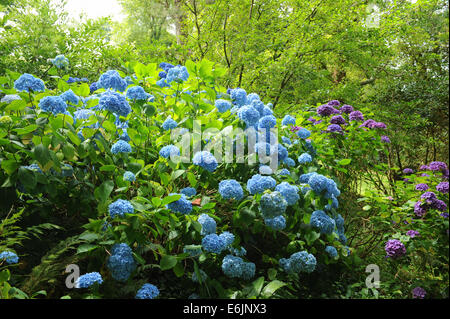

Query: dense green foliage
[0,0,448,299]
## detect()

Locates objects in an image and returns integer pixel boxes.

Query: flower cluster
[221,255,255,280]
[198,214,217,235]
[193,151,218,172]
[219,179,244,200]
[123,171,136,182]
[14,73,45,93]
[0,251,19,264]
[310,210,336,235]
[180,187,196,197]
[107,243,137,282]
[259,191,287,219]
[275,182,299,206]
[166,193,193,214]
[264,215,286,231]
[166,66,189,83]
[60,89,79,105]
[76,272,103,288]
[111,140,132,154]
[98,90,132,117]
[38,96,67,115]
[136,283,160,299]
[108,199,134,218]
[246,174,276,194]
[385,239,406,258]
[279,251,317,274]
[51,54,69,69]
[126,86,153,101]
[98,70,128,92]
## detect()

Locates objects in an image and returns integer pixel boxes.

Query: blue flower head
[262,106,273,116]
[126,86,152,101]
[77,272,103,288]
[219,231,235,247]
[98,90,132,117]
[308,173,329,193]
[237,105,260,126]
[310,210,335,234]
[281,115,296,126]
[259,191,288,219]
[159,144,180,159]
[281,136,292,145]
[107,243,136,282]
[296,128,311,139]
[111,140,132,154]
[38,96,67,115]
[221,255,243,278]
[283,157,295,167]
[215,99,232,113]
[192,269,208,283]
[276,144,289,162]
[109,199,134,218]
[74,109,95,121]
[52,54,69,69]
[202,234,226,254]
[180,187,196,197]
[156,79,170,88]
[298,153,312,164]
[89,82,99,93]
[246,93,260,104]
[14,73,45,93]
[136,283,160,299]
[251,100,265,116]
[198,214,216,235]
[166,66,189,83]
[98,70,128,92]
[193,151,218,172]
[123,171,136,182]
[0,251,19,264]
[278,168,290,176]
[246,174,276,194]
[240,262,256,280]
[162,117,178,130]
[230,88,247,106]
[325,246,338,258]
[265,215,286,230]
[167,193,192,214]
[159,62,175,73]
[219,179,244,200]
[60,89,79,105]
[258,115,277,130]
[275,182,300,205]
[289,251,317,273]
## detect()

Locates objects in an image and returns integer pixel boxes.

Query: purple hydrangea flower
[436,182,449,193]
[429,161,447,172]
[381,136,391,143]
[415,183,429,191]
[317,104,339,117]
[385,239,406,258]
[406,230,420,238]
[412,287,426,299]
[414,201,427,217]
[340,104,354,114]
[419,165,429,170]
[327,124,343,133]
[349,111,364,122]
[403,168,414,175]
[420,191,437,204]
[327,100,340,106]
[330,115,346,125]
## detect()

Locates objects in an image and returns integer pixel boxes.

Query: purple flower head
[406,230,420,238]
[327,100,340,107]
[421,173,430,177]
[317,104,339,117]
[429,161,448,172]
[403,178,410,183]
[340,104,354,114]
[360,119,376,128]
[441,212,449,218]
[385,239,406,258]
[403,168,414,175]
[307,117,317,123]
[420,191,437,204]
[432,199,447,212]
[414,201,427,217]
[313,120,322,125]
[372,122,387,129]
[290,126,301,132]
[349,111,364,122]
[436,182,449,193]
[419,165,429,171]
[381,136,391,143]
[415,183,429,191]
[330,115,346,125]
[327,124,343,133]
[412,287,426,299]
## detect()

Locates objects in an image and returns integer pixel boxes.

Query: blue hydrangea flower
[299,172,318,184]
[251,100,265,116]
[89,82,99,93]
[98,70,127,92]
[325,246,338,258]
[281,115,296,126]
[107,243,137,282]
[180,187,196,197]
[202,234,227,254]
[261,106,273,116]
[162,117,178,130]
[281,136,292,145]
[109,199,134,218]
[308,173,329,193]
[260,191,288,219]
[215,99,232,113]
[296,128,311,139]
[247,174,276,194]
[219,231,235,247]
[60,89,79,105]
[160,62,175,72]
[39,96,67,115]
[275,182,300,205]
[192,269,208,283]
[298,153,312,164]
[230,88,247,106]
[246,93,260,104]
[254,142,272,156]
[278,168,290,176]
[123,171,136,182]
[325,195,339,210]
[193,151,218,172]
[111,140,132,154]
[156,79,170,88]
[1,94,21,103]
[126,86,152,100]
[166,65,189,83]
[14,73,45,93]
[283,157,295,167]
[230,247,247,257]
[77,272,103,288]
[310,210,336,234]
[240,262,256,280]
[198,214,216,235]
[221,255,243,278]
[275,144,288,162]
[159,144,180,159]
[259,165,273,175]
[74,109,95,121]
[0,251,19,264]
[265,215,286,230]
[237,105,260,126]
[136,283,160,299]
[166,193,192,214]
[98,90,132,117]
[51,54,69,69]
[334,214,345,233]
[219,179,244,200]
[289,251,316,273]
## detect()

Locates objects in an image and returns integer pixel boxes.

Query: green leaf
[94,180,114,204]
[152,197,162,207]
[5,99,26,112]
[248,276,265,297]
[173,262,185,277]
[100,165,116,172]
[162,194,181,206]
[262,280,287,297]
[1,159,19,175]
[171,169,185,180]
[62,144,75,160]
[14,124,38,135]
[18,166,37,189]
[160,255,177,270]
[34,144,51,166]
[305,230,321,245]
[77,244,98,254]
[0,269,10,283]
[187,172,197,187]
[338,159,352,166]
